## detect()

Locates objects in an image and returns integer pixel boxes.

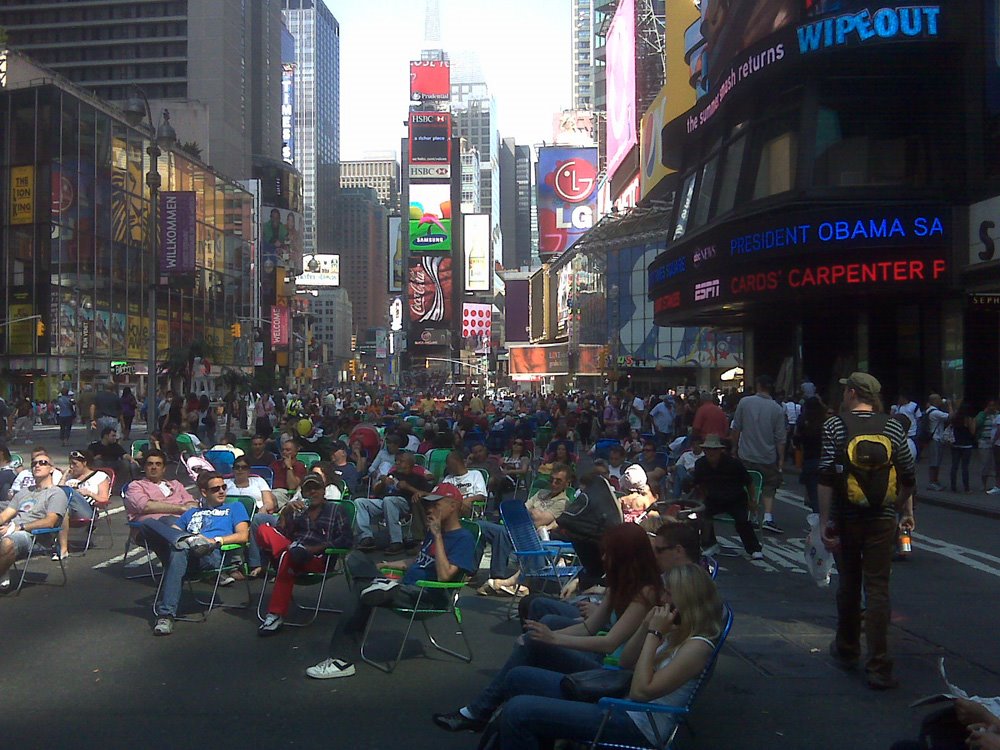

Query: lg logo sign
[553,158,597,204]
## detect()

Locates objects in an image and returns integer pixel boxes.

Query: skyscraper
[340,156,401,214]
[0,0,286,179]
[571,0,597,110]
[500,138,533,269]
[328,188,387,337]
[282,0,341,257]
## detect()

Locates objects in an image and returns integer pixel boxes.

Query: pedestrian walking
[730,375,786,534]
[974,400,997,493]
[819,372,915,691]
[55,386,76,446]
[948,401,976,493]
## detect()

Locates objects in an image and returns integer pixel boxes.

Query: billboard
[553,109,596,147]
[605,0,637,179]
[509,344,569,376]
[409,183,453,252]
[408,112,452,164]
[408,256,453,323]
[10,165,34,224]
[410,60,451,102]
[271,304,290,347]
[461,303,492,354]
[296,254,340,287]
[412,329,451,346]
[504,278,530,343]
[262,205,304,276]
[159,191,196,276]
[536,147,598,259]
[281,63,295,163]
[387,216,404,292]
[463,213,491,291]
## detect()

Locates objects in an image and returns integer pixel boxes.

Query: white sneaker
[750,551,765,561]
[987,487,1000,495]
[258,613,284,636]
[306,658,356,680]
[360,577,399,604]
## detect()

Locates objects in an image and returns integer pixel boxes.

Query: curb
[916,493,1000,521]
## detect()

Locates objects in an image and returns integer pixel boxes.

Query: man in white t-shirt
[625,390,646,431]
[925,394,951,491]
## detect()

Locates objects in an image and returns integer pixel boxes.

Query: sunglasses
[32,459,51,467]
[69,451,87,461]
[205,484,227,493]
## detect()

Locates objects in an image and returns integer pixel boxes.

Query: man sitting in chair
[144,471,250,636]
[354,451,433,555]
[305,482,476,680]
[125,449,200,561]
[0,453,67,590]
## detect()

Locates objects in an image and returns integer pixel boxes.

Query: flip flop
[498,583,529,597]
[477,579,501,596]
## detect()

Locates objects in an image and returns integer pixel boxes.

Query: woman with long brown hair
[433,522,663,732]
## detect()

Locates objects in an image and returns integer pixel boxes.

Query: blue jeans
[476,520,514,578]
[498,666,647,750]
[467,614,604,719]
[672,464,691,498]
[62,487,95,520]
[354,495,410,544]
[141,517,222,617]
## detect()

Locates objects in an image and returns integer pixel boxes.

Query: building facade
[460,142,481,215]
[499,138,533,269]
[328,187,386,338]
[0,0,286,180]
[0,55,255,401]
[281,0,340,258]
[340,157,400,213]
[307,286,353,382]
[571,0,597,110]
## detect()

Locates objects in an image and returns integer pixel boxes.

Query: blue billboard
[536,146,598,260]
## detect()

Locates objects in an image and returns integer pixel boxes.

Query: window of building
[751,130,797,200]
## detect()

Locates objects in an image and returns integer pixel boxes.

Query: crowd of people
[1,376,997,749]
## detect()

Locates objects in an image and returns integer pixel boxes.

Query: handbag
[941,426,955,445]
[560,667,634,703]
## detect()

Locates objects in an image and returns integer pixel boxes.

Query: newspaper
[910,658,1000,716]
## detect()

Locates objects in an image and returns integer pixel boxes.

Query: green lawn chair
[297,451,321,469]
[359,519,481,673]
[426,448,451,482]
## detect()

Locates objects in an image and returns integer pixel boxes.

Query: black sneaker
[432,710,487,733]
[357,537,377,551]
[829,641,858,671]
[761,519,784,534]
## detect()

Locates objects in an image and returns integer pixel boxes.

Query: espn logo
[693,279,720,301]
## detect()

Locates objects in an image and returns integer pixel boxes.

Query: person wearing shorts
[0,453,68,587]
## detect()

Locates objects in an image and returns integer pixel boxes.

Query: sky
[326,0,572,160]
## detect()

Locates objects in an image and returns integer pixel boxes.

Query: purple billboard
[536,147,598,260]
[159,191,196,276]
[504,279,530,343]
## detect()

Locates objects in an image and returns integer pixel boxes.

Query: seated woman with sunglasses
[434,523,663,732]
[256,474,354,636]
[495,563,723,750]
[225,457,276,514]
[55,449,112,560]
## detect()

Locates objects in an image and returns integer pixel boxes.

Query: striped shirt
[818,410,915,521]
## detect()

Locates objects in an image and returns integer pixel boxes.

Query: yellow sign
[157,315,169,353]
[8,303,33,354]
[639,1,700,199]
[10,166,34,224]
[127,315,146,360]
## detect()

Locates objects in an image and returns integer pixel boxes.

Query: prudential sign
[159,191,196,276]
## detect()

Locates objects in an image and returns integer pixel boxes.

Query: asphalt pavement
[2,424,999,749]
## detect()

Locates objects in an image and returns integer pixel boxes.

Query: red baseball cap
[424,482,463,502]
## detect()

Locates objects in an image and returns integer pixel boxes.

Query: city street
[2,429,999,749]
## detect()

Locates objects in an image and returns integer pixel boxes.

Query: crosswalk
[715,533,826,576]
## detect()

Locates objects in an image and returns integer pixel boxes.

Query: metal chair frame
[11,523,67,594]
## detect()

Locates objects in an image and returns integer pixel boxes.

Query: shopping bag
[803,513,832,588]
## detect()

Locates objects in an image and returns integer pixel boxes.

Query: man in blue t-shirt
[142,471,250,636]
[307,482,476,680]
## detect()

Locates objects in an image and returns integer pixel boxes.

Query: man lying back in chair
[145,471,249,636]
[0,453,67,590]
[305,482,476,680]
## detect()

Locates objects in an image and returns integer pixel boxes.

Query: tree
[160,338,218,395]
[180,140,202,160]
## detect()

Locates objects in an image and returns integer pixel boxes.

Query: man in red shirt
[269,439,307,508]
[693,391,729,442]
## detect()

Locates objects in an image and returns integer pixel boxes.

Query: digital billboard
[410,60,451,102]
[509,345,569,376]
[605,0,637,179]
[262,205,304,274]
[281,63,295,163]
[387,216,404,292]
[409,183,453,252]
[408,112,452,164]
[463,213,491,291]
[536,147,598,260]
[296,254,340,287]
[461,303,492,354]
[505,278,530,343]
[408,256,453,324]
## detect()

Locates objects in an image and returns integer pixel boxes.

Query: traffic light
[35,320,45,337]
[230,323,242,338]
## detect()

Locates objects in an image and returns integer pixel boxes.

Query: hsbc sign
[409,164,451,180]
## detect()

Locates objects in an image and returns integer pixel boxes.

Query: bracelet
[647,628,665,641]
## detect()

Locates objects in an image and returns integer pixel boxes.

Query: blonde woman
[494,563,724,749]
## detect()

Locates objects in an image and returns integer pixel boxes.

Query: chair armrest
[220,543,243,552]
[596,697,689,716]
[415,579,466,589]
[326,547,351,556]
[513,549,554,558]
[30,526,60,536]
[542,541,574,550]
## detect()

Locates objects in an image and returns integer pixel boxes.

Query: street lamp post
[123,90,176,436]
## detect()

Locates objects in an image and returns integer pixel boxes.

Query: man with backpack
[924,394,951,491]
[818,372,915,691]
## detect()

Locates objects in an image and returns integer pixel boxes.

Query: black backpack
[556,475,623,541]
[839,412,898,509]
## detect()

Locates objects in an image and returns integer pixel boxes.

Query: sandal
[476,579,501,596]
[247,567,264,579]
[497,583,529,597]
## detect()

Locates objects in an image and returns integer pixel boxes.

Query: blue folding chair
[204,449,236,475]
[499,499,582,604]
[250,466,275,487]
[11,522,67,594]
[590,603,735,749]
[593,438,621,461]
[120,482,161,581]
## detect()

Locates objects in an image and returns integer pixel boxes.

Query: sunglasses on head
[32,459,51,467]
[69,451,87,461]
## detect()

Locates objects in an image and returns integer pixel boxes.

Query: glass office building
[0,66,254,401]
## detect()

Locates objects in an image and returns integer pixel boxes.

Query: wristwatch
[647,628,665,641]
[214,537,223,547]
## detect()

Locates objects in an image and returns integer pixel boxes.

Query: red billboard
[410,60,451,102]
[408,256,453,324]
[270,304,290,347]
[409,112,452,164]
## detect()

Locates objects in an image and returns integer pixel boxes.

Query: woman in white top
[226,456,276,513]
[495,563,723,749]
[57,449,112,560]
